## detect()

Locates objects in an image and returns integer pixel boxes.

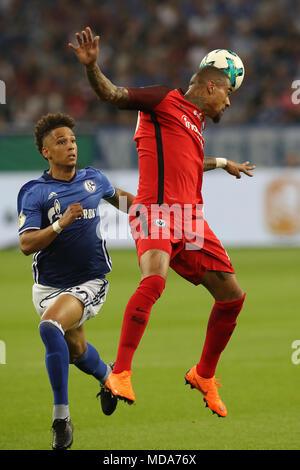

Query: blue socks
[39,321,110,422]
[74,342,109,384]
[39,321,70,421]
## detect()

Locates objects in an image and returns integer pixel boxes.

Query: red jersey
[124,86,206,206]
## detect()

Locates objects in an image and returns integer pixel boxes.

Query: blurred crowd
[0,0,299,130]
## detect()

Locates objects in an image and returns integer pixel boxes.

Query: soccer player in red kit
[69,27,255,417]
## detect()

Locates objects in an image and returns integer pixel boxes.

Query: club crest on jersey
[155,218,166,228]
[193,109,204,122]
[84,180,96,193]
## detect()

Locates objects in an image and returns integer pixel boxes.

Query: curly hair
[34,112,75,155]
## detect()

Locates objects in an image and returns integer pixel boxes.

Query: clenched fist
[59,203,84,228]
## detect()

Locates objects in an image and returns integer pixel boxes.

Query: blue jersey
[17,167,115,288]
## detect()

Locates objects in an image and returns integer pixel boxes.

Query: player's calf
[197,293,246,378]
[39,320,70,423]
[73,343,118,415]
[112,274,166,375]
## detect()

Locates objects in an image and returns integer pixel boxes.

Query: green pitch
[0,247,299,450]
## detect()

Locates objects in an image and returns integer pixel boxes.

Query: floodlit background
[0,0,299,450]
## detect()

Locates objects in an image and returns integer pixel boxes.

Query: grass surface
[0,247,299,450]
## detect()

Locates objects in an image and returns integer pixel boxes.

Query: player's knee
[226,286,245,302]
[217,273,244,301]
[40,309,62,326]
[39,319,65,336]
[215,292,246,316]
[210,293,246,329]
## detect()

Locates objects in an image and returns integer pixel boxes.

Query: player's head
[185,66,232,123]
[34,113,77,167]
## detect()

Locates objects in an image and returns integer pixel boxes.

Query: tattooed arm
[85,63,129,106]
[203,158,218,172]
[69,26,130,107]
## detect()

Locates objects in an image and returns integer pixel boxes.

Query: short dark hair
[192,65,230,87]
[34,112,75,154]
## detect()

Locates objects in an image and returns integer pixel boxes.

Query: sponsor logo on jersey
[48,192,58,200]
[181,114,204,145]
[84,180,96,193]
[82,208,96,219]
[18,211,26,228]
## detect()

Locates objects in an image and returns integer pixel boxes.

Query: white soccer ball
[199,49,245,91]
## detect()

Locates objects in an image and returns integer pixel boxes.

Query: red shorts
[129,204,235,286]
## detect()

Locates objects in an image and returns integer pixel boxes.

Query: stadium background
[0,0,299,451]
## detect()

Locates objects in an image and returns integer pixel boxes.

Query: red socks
[196,293,246,378]
[113,277,244,378]
[113,275,166,374]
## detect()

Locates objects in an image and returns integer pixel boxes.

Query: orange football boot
[105,370,136,404]
[185,366,227,417]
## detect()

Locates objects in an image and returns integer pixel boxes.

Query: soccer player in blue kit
[17,112,135,450]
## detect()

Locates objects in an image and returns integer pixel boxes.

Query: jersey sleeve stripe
[18,226,40,235]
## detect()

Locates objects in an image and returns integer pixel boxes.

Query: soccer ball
[199,49,245,91]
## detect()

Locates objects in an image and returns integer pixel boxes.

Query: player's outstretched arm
[68,26,130,107]
[203,158,255,178]
[105,187,135,213]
